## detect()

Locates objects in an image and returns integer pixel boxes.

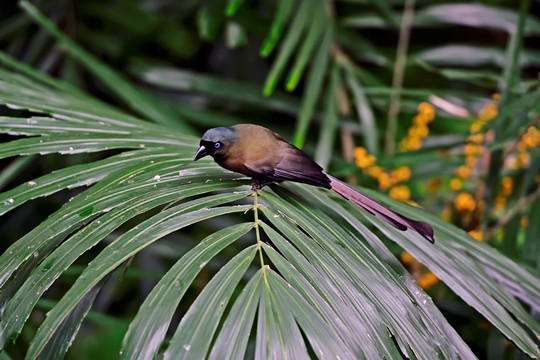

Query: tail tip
[420,225,435,244]
[412,220,435,244]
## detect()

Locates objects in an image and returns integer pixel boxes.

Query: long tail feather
[326,174,434,243]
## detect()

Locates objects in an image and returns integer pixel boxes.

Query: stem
[385,0,415,155]
[253,190,266,270]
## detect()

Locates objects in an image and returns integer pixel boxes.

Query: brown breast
[218,124,285,177]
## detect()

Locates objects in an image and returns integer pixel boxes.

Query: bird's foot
[251,180,276,191]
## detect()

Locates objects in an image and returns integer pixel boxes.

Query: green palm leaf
[122,223,254,360]
[1,20,540,360]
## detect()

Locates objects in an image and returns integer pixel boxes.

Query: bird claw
[251,180,275,191]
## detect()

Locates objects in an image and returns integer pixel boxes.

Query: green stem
[253,191,266,271]
[385,0,415,155]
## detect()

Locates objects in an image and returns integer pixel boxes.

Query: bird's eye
[214,142,221,149]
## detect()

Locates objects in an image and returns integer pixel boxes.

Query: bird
[194,124,434,243]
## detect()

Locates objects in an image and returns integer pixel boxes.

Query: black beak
[194,145,209,161]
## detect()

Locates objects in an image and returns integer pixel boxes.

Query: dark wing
[244,144,331,188]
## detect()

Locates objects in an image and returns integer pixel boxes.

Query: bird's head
[194,127,237,161]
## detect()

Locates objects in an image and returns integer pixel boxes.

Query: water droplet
[69,147,74,151]
[5,198,14,205]
[153,175,161,181]
[273,214,279,218]
[183,344,191,351]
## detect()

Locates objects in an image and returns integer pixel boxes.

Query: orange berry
[408,136,423,151]
[378,172,392,190]
[417,125,429,137]
[391,166,411,182]
[413,114,428,126]
[517,141,527,152]
[417,272,439,289]
[478,104,498,122]
[355,153,376,169]
[517,152,530,167]
[495,195,506,210]
[470,122,483,134]
[465,155,478,167]
[454,192,476,212]
[399,138,410,152]
[449,178,463,192]
[366,165,384,178]
[417,102,436,121]
[389,185,411,202]
[501,177,513,196]
[526,126,540,142]
[522,133,539,149]
[456,165,472,179]
[400,251,416,265]
[354,147,367,158]
[468,230,483,241]
[467,133,484,144]
[463,144,484,156]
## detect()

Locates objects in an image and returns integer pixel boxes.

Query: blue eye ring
[214,142,221,149]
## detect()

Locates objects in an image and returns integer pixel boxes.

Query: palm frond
[1,5,540,358]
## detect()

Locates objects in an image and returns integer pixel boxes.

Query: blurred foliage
[1,0,540,358]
